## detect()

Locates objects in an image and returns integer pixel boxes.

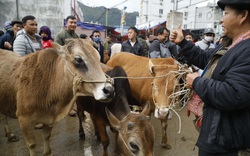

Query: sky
[79,0,141,13]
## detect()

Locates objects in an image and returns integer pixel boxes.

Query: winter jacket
[179,38,250,153]
[0,30,14,50]
[54,29,78,46]
[13,29,43,56]
[149,39,189,65]
[121,39,144,56]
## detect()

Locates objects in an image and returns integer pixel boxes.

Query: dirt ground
[0,106,200,156]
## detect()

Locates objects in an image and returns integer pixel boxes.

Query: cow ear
[141,101,151,116]
[105,107,120,130]
[52,42,65,57]
[149,59,155,75]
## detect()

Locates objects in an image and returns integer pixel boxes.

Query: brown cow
[107,52,179,149]
[76,66,155,156]
[0,39,114,156]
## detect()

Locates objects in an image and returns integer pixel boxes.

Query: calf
[76,66,155,156]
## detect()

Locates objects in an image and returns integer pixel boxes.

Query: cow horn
[148,59,155,75]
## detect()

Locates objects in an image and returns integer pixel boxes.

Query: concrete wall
[0,0,66,37]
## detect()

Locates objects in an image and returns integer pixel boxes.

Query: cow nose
[103,86,114,98]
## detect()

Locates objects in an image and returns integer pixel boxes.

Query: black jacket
[179,38,250,153]
[121,39,144,56]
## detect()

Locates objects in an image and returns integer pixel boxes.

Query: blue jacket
[179,38,250,153]
[0,30,14,50]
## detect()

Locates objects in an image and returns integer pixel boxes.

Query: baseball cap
[4,21,12,31]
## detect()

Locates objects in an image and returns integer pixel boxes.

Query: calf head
[106,102,155,156]
[149,60,178,119]
[53,39,114,101]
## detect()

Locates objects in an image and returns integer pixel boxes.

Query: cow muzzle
[154,107,170,119]
[93,82,114,101]
[102,85,115,99]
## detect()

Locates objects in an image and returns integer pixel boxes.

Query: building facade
[0,0,83,37]
[136,0,223,35]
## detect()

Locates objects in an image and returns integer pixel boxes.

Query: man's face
[185,35,193,41]
[127,29,137,40]
[66,18,77,31]
[24,19,38,35]
[12,23,23,35]
[159,30,169,43]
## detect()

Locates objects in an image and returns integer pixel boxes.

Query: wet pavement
[0,106,199,156]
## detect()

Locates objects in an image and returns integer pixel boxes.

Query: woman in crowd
[39,26,53,49]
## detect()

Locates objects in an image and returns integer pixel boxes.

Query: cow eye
[74,56,83,64]
[129,141,139,153]
[73,56,88,72]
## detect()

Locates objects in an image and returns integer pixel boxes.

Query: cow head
[106,102,155,156]
[52,39,114,101]
[149,59,178,119]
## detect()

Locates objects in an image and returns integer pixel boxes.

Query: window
[159,9,163,14]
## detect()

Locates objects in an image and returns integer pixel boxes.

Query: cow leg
[4,116,19,142]
[90,114,101,141]
[18,116,36,156]
[77,109,86,140]
[42,124,53,156]
[91,115,109,156]
[161,119,171,149]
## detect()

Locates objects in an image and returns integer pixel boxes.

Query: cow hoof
[8,134,19,142]
[161,143,172,149]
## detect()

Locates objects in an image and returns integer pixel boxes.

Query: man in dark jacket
[0,20,23,50]
[121,26,144,56]
[170,0,250,155]
[90,30,104,63]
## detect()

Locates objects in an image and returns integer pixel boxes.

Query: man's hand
[170,25,184,44]
[4,41,12,49]
[185,73,200,89]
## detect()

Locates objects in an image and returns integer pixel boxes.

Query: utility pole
[120,6,127,36]
[105,0,128,37]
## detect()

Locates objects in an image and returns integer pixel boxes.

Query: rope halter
[63,59,114,95]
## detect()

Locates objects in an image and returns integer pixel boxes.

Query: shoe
[34,123,43,129]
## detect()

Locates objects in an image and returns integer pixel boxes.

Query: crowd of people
[0,0,250,155]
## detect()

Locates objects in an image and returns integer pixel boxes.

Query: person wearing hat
[195,28,215,50]
[0,20,23,50]
[4,21,12,32]
[194,28,216,75]
[170,0,250,155]
[13,15,43,56]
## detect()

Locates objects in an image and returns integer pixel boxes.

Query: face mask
[42,36,49,41]
[204,36,213,42]
[93,37,100,43]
